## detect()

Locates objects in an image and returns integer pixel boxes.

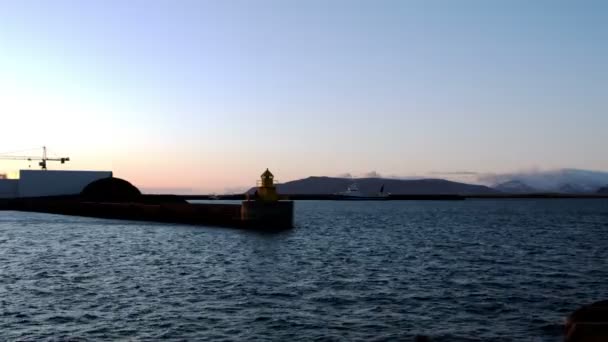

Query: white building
[0,170,112,198]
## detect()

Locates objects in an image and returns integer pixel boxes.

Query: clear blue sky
[0,0,606,192]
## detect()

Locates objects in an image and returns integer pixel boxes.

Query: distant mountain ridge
[249,176,499,195]
[492,180,604,194]
[493,180,538,194]
[242,169,608,195]
[482,169,608,193]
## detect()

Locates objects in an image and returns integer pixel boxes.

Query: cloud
[337,172,353,178]
[423,171,481,184]
[363,171,382,178]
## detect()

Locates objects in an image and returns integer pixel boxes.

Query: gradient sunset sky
[0,1,606,193]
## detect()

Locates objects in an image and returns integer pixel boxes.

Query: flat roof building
[0,170,112,198]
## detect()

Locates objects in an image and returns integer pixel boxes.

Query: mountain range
[480,169,608,194]
[250,177,498,195]
[245,169,608,195]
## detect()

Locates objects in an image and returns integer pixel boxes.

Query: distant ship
[334,183,389,200]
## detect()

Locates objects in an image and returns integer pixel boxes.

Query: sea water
[0,199,607,340]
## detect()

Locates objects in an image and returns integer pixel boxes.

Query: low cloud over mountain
[493,180,538,194]
[477,169,608,193]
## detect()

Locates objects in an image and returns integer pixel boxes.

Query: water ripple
[0,200,606,340]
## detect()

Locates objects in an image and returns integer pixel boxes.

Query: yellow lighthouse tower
[257,168,279,201]
[241,169,293,229]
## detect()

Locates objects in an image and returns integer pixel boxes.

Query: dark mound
[566,300,608,341]
[81,177,142,202]
[597,185,608,194]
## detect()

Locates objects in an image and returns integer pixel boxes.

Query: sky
[0,0,606,193]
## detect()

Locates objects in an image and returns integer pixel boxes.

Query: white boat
[334,183,389,200]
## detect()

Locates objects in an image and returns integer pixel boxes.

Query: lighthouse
[257,168,279,201]
[241,169,294,229]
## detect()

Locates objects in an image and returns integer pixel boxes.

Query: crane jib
[0,146,70,170]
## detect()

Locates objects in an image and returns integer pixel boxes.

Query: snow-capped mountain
[482,169,608,193]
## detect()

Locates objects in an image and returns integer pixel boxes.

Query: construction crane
[0,146,70,170]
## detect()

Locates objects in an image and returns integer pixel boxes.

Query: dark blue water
[1,200,607,341]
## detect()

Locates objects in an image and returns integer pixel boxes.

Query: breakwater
[0,196,294,230]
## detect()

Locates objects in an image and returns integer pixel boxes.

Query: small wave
[45,315,76,324]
